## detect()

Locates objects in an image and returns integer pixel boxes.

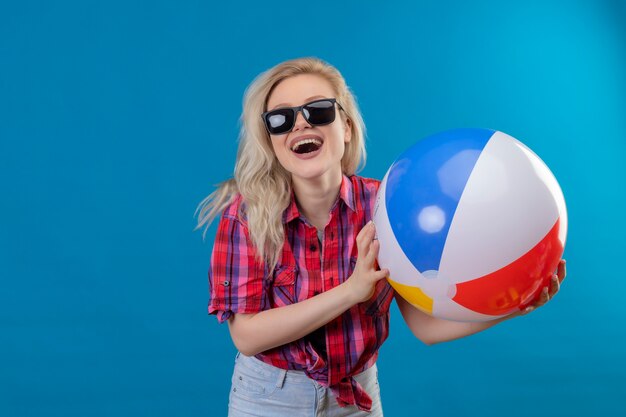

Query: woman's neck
[292,171,343,231]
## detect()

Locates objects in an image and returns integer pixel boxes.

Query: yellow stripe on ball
[388,277,434,314]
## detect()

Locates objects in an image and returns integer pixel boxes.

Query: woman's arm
[228,221,389,356]
[395,294,514,345]
[397,259,567,345]
[229,283,354,356]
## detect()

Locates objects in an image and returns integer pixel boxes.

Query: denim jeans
[228,352,384,416]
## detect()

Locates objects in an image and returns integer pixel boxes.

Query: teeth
[291,138,322,152]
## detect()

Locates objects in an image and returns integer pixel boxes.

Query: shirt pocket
[268,264,297,308]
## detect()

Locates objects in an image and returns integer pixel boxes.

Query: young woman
[195,57,566,416]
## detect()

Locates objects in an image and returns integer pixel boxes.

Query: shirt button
[309,244,317,252]
[223,280,230,287]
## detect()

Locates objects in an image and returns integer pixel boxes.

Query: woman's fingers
[356,221,390,282]
[546,259,566,299]
[520,260,566,315]
[366,238,380,265]
[356,221,375,258]
[557,259,566,284]
[374,268,390,281]
[549,274,560,297]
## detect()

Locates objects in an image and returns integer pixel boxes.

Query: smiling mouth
[291,138,323,154]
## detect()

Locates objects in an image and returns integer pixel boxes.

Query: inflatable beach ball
[373,128,567,322]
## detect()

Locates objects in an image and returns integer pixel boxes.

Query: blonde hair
[194,57,366,271]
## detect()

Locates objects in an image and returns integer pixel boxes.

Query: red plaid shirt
[208,174,394,411]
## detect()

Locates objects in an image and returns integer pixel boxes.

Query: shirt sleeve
[208,213,267,323]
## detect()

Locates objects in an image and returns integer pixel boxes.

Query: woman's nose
[292,109,311,131]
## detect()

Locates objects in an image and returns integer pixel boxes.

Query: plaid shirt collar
[282,174,357,224]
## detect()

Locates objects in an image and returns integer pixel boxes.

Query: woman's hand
[517,259,567,316]
[345,221,390,305]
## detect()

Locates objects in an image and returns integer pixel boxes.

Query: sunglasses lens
[304,100,336,125]
[265,109,294,134]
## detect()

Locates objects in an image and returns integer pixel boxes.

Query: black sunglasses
[262,98,344,135]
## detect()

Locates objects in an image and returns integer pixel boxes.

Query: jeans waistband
[236,352,312,385]
[234,351,377,388]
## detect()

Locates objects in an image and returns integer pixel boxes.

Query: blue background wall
[1,1,625,416]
